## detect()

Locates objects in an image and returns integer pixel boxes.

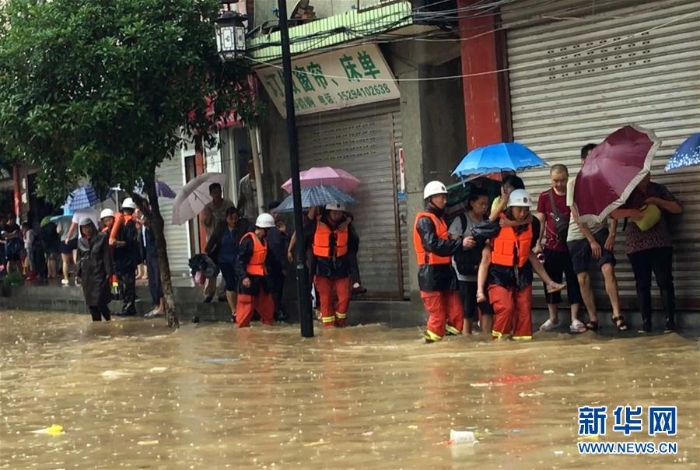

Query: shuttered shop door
[504,0,700,307]
[156,155,191,276]
[297,103,406,299]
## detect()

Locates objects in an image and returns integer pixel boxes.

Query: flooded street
[1,311,699,470]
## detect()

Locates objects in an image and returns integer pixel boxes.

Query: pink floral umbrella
[281,167,360,194]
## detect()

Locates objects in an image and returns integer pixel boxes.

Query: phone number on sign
[337,84,393,102]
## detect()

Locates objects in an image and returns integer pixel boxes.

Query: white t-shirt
[566,178,605,242]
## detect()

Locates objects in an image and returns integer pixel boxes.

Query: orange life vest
[242,232,267,276]
[312,217,348,258]
[412,211,452,266]
[490,223,533,268]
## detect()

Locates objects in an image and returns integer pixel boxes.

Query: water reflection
[1,312,698,469]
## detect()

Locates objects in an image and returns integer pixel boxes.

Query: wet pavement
[1,311,699,469]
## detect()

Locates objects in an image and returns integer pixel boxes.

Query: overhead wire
[245,0,583,60]
[246,8,700,82]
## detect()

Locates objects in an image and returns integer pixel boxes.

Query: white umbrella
[172,172,227,225]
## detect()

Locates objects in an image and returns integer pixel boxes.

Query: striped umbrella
[275,185,356,213]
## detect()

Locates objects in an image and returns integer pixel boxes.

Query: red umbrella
[574,124,660,224]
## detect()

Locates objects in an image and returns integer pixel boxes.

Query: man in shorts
[566,145,627,331]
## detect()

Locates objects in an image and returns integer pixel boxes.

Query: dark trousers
[146,252,162,306]
[349,250,361,285]
[458,280,494,321]
[541,249,582,305]
[268,268,286,318]
[628,247,675,330]
[118,268,136,314]
[88,305,111,322]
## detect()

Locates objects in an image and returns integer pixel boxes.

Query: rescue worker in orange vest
[234,213,276,328]
[306,203,353,328]
[414,181,474,342]
[476,189,565,340]
[110,198,140,316]
[99,209,115,234]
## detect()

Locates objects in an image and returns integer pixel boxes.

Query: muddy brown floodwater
[0,311,699,470]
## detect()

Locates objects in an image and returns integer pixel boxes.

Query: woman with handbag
[449,188,494,335]
[612,174,682,333]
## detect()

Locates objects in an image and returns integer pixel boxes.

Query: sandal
[585,320,600,331]
[539,319,558,332]
[612,316,628,332]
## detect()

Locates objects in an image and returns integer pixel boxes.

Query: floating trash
[149,367,168,373]
[31,424,64,435]
[137,440,159,446]
[519,391,544,398]
[449,430,479,446]
[101,370,130,380]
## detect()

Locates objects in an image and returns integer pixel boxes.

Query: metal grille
[504,0,700,307]
[156,154,191,276]
[297,103,405,299]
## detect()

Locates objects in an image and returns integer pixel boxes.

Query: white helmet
[507,189,532,208]
[122,198,137,210]
[100,209,115,219]
[423,181,448,200]
[325,203,346,212]
[255,213,276,229]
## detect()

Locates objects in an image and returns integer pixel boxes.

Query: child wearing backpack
[448,189,494,335]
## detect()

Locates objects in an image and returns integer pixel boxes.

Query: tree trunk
[135,170,180,328]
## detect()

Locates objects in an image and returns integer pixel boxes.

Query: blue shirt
[218,226,239,265]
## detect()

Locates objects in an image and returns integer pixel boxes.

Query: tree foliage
[0,0,259,202]
[0,0,261,327]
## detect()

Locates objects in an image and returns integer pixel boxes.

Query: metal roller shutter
[156,155,191,276]
[503,0,700,306]
[297,103,406,299]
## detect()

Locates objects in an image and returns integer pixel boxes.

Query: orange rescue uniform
[310,216,351,328]
[235,232,274,328]
[488,223,535,340]
[413,210,464,341]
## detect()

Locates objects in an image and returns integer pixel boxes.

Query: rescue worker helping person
[476,189,566,340]
[306,203,353,328]
[414,181,473,342]
[235,213,276,328]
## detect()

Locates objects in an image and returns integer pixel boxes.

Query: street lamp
[215,1,247,61]
[214,0,314,338]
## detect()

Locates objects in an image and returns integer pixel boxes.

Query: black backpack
[453,213,483,277]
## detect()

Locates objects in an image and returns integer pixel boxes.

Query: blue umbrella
[66,184,100,211]
[452,142,547,178]
[665,133,700,172]
[275,185,356,213]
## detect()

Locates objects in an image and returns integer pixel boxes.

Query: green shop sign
[255,44,400,116]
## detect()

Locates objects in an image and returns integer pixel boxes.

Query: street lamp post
[215,0,314,337]
[277,0,314,338]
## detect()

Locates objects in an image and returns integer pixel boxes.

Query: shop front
[256,44,410,300]
[501,0,700,307]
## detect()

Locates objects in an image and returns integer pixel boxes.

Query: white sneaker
[61,279,69,286]
[570,319,587,333]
